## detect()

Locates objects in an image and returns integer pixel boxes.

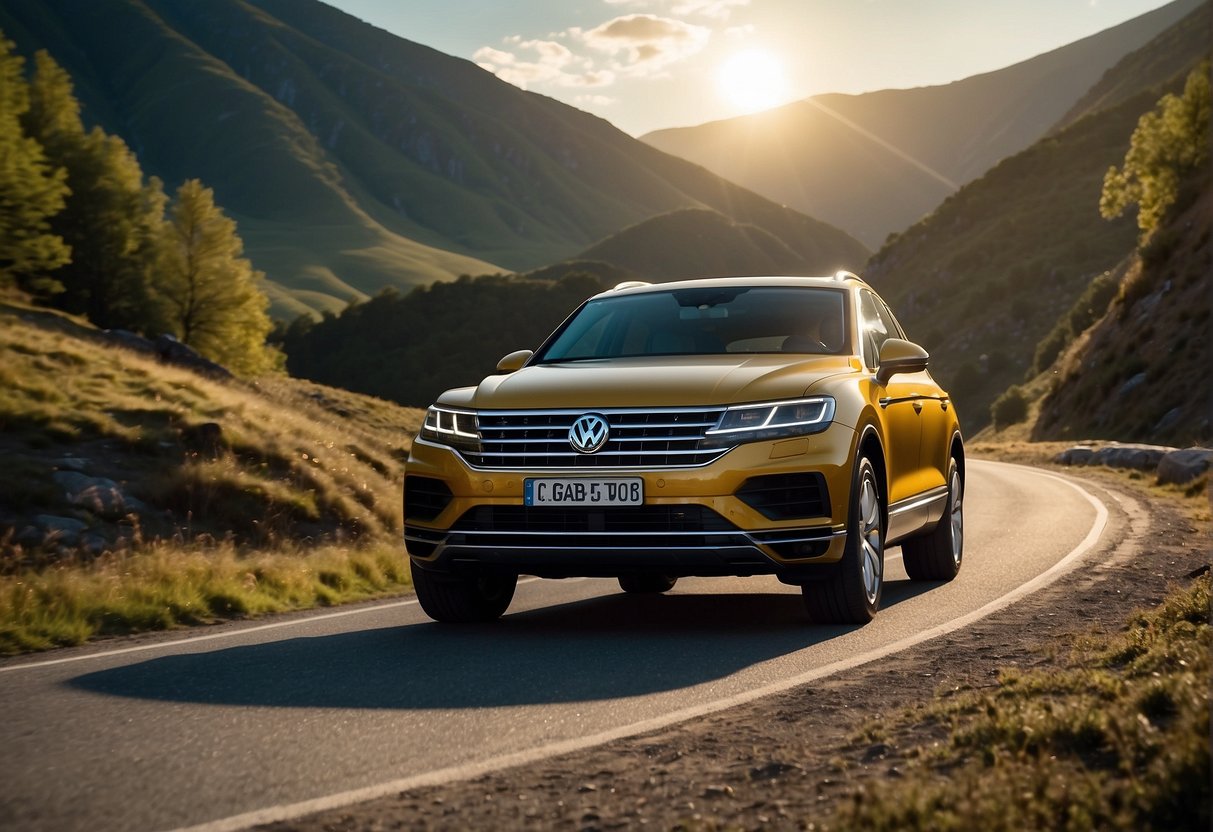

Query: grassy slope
[640,0,1202,247]
[0,300,425,652]
[1027,181,1211,445]
[0,0,865,319]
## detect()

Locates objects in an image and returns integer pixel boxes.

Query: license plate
[524,477,644,506]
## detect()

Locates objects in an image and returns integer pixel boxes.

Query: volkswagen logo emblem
[568,413,610,454]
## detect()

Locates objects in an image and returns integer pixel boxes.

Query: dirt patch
[262,467,1208,831]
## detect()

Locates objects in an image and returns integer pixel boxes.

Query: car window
[536,287,848,362]
[859,290,900,370]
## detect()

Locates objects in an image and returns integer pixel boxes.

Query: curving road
[0,460,1107,832]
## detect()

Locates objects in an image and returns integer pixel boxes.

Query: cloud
[603,0,749,18]
[474,39,614,90]
[576,14,711,75]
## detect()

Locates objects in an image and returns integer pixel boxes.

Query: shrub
[991,385,1029,429]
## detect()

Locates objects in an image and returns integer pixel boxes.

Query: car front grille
[463,408,729,469]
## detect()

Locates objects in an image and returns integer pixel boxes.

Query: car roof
[595,272,871,299]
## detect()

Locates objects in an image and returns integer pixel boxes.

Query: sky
[327,0,1178,136]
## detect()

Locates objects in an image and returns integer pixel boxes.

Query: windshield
[535,286,849,363]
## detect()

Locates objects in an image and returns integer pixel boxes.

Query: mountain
[0,0,865,319]
[577,208,818,280]
[640,0,1203,248]
[862,12,1209,432]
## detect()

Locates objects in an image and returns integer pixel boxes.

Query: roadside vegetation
[0,301,422,655]
[822,571,1209,831]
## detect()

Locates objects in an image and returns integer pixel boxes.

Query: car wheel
[410,560,517,622]
[618,575,678,594]
[803,455,884,624]
[901,458,963,581]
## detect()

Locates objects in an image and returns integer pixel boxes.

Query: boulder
[1089,443,1175,471]
[33,515,88,546]
[1157,447,1213,485]
[52,471,146,520]
[154,334,232,379]
[1054,446,1096,466]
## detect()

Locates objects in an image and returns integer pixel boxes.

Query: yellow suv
[404,273,963,625]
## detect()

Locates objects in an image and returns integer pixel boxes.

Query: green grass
[0,541,411,654]
[823,573,1210,832]
[0,300,427,652]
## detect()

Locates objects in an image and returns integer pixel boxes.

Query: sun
[716,49,791,114]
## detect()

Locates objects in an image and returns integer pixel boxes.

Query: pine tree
[0,35,69,290]
[21,50,166,330]
[158,179,278,375]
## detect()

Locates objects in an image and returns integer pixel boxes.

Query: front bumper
[403,424,858,581]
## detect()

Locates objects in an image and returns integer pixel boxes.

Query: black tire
[803,455,884,625]
[902,458,963,581]
[618,575,678,594]
[410,560,517,622]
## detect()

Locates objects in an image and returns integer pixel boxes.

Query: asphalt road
[0,459,1107,832]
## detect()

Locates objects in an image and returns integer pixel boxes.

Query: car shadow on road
[68,579,938,710]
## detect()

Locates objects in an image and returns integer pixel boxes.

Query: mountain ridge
[640,0,1203,247]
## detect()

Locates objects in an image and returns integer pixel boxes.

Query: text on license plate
[524,477,644,506]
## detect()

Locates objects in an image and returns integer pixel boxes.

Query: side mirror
[496,349,533,372]
[876,339,929,384]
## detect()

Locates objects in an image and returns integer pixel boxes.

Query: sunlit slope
[0,0,865,317]
[863,57,1206,432]
[0,1,500,320]
[641,0,1202,247]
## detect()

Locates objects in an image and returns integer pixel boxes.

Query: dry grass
[820,573,1210,832]
[0,541,410,654]
[0,301,425,653]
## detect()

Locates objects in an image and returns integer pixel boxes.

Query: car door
[859,291,921,509]
[874,295,950,496]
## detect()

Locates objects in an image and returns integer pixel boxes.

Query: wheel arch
[856,422,888,530]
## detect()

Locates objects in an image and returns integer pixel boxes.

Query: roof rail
[612,280,652,291]
[833,270,861,283]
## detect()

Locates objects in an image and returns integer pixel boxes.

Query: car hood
[440,355,861,410]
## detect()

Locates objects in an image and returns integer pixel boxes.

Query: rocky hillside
[641,0,1202,247]
[0,300,422,566]
[0,0,864,319]
[862,11,1209,432]
[1030,181,1211,445]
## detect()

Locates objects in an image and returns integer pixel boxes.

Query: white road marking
[169,464,1109,832]
[0,578,544,674]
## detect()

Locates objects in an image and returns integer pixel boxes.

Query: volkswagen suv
[404,273,964,625]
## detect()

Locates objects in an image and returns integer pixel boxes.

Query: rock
[1153,407,1183,434]
[58,456,89,471]
[1054,446,1096,466]
[104,329,156,355]
[861,743,892,763]
[1089,443,1175,471]
[701,784,734,799]
[33,515,88,546]
[1115,372,1148,399]
[52,471,143,520]
[153,334,232,379]
[749,762,803,781]
[1157,447,1213,485]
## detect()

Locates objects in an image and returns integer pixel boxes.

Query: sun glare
[716,49,791,114]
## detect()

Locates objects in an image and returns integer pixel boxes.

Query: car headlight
[704,397,835,446]
[419,405,482,453]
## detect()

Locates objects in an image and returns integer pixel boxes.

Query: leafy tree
[990,385,1029,429]
[158,179,278,375]
[21,50,167,330]
[1101,61,1211,239]
[0,35,69,290]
